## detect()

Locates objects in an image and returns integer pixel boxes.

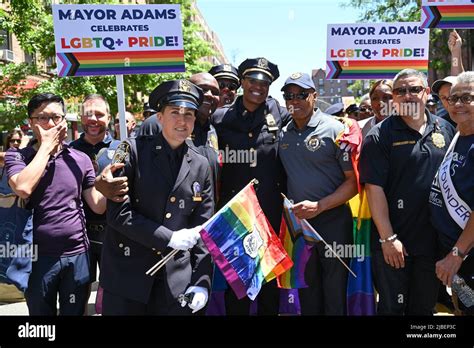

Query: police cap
[209,64,240,84]
[281,72,316,91]
[238,57,279,84]
[149,80,204,112]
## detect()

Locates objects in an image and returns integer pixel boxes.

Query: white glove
[167,226,201,251]
[181,286,208,313]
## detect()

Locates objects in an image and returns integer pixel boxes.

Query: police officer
[209,64,240,107]
[212,57,291,315]
[360,69,456,315]
[279,73,358,315]
[100,80,214,315]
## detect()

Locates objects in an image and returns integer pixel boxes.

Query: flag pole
[281,193,356,278]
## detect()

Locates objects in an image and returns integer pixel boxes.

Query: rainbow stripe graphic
[421,5,474,29]
[326,59,428,79]
[278,197,319,289]
[200,182,293,300]
[56,50,185,76]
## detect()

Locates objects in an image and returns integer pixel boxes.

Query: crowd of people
[0,31,473,317]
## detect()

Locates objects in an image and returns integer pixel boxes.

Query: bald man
[114,111,137,139]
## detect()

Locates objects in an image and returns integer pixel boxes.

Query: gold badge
[208,130,219,153]
[179,80,192,93]
[290,72,302,79]
[432,132,446,148]
[112,142,130,165]
[257,58,268,69]
[265,114,279,132]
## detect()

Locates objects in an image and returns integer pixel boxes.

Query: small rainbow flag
[326,60,428,80]
[346,190,376,316]
[421,5,474,29]
[278,197,319,289]
[56,50,185,77]
[200,181,293,300]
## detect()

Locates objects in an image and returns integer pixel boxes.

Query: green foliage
[0,0,215,131]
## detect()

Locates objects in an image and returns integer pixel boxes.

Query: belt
[86,223,106,233]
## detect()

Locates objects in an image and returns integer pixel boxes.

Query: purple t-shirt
[5,144,96,257]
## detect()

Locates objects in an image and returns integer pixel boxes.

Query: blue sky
[197,0,363,102]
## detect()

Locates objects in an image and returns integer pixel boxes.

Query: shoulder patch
[112,142,130,165]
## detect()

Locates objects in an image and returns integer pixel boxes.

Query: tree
[0,0,215,131]
[345,0,471,83]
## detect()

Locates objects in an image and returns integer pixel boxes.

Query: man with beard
[69,94,125,303]
[211,57,291,315]
[209,64,240,107]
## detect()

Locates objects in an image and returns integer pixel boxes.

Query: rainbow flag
[278,197,320,289]
[200,182,293,300]
[346,190,376,315]
[421,5,474,29]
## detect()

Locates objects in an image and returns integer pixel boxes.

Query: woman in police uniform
[100,80,214,315]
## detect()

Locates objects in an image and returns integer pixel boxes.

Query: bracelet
[379,234,398,243]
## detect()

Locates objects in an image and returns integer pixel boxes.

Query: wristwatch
[451,246,468,261]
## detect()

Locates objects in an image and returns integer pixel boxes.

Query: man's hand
[382,238,408,269]
[292,200,325,220]
[95,163,128,202]
[36,120,67,154]
[436,253,463,287]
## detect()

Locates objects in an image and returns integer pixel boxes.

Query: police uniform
[359,111,455,315]
[69,132,121,282]
[211,57,291,315]
[100,80,214,315]
[279,73,355,315]
[209,64,240,86]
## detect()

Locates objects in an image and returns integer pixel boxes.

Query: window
[319,88,324,95]
[0,30,10,50]
[337,88,341,93]
[330,88,334,94]
[319,79,324,85]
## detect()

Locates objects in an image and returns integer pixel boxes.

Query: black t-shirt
[359,112,455,256]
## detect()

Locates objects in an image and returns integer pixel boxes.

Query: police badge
[112,142,130,165]
[257,58,268,69]
[432,132,446,149]
[305,134,321,152]
[290,72,302,79]
[265,114,279,132]
[192,181,202,202]
[179,80,192,93]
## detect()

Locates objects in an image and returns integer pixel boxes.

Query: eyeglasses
[30,114,64,124]
[392,86,425,96]
[447,94,474,105]
[282,92,310,101]
[218,81,239,91]
[9,139,21,144]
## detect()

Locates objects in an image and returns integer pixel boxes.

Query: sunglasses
[359,106,372,112]
[9,139,21,144]
[218,81,239,91]
[447,94,474,106]
[392,86,425,96]
[282,92,310,101]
